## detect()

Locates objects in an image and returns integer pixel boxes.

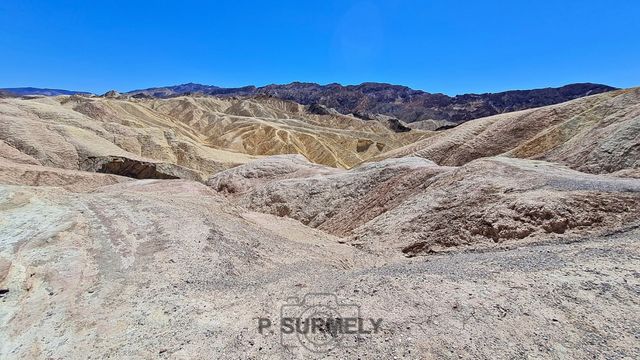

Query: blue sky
[1,0,638,95]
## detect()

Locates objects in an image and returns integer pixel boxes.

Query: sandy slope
[211,155,640,257]
[1,89,639,358]
[375,87,640,174]
[0,95,424,179]
[0,176,638,358]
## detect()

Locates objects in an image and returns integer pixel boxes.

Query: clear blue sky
[1,0,638,95]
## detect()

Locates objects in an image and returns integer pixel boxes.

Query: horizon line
[0,80,625,97]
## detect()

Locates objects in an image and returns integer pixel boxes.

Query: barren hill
[1,87,639,359]
[126,82,616,123]
[6,82,615,125]
[210,154,640,257]
[0,95,423,182]
[374,87,640,174]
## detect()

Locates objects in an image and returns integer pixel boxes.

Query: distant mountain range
[125,83,258,98]
[125,82,619,123]
[0,87,91,96]
[2,82,617,123]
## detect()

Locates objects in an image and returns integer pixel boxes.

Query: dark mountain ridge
[2,82,617,124]
[126,82,617,123]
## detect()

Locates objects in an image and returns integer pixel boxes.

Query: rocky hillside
[127,82,617,123]
[375,87,640,174]
[212,155,640,256]
[1,88,639,359]
[0,95,424,182]
[4,82,617,124]
[4,164,639,358]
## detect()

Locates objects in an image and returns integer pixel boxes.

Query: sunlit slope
[0,95,425,180]
[374,88,640,174]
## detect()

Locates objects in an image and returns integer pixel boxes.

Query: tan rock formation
[0,95,424,182]
[213,155,640,256]
[1,88,639,359]
[375,87,640,174]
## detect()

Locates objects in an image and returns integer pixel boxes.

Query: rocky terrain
[213,154,640,256]
[0,94,423,179]
[124,82,616,123]
[6,82,616,125]
[374,87,640,174]
[0,87,639,359]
